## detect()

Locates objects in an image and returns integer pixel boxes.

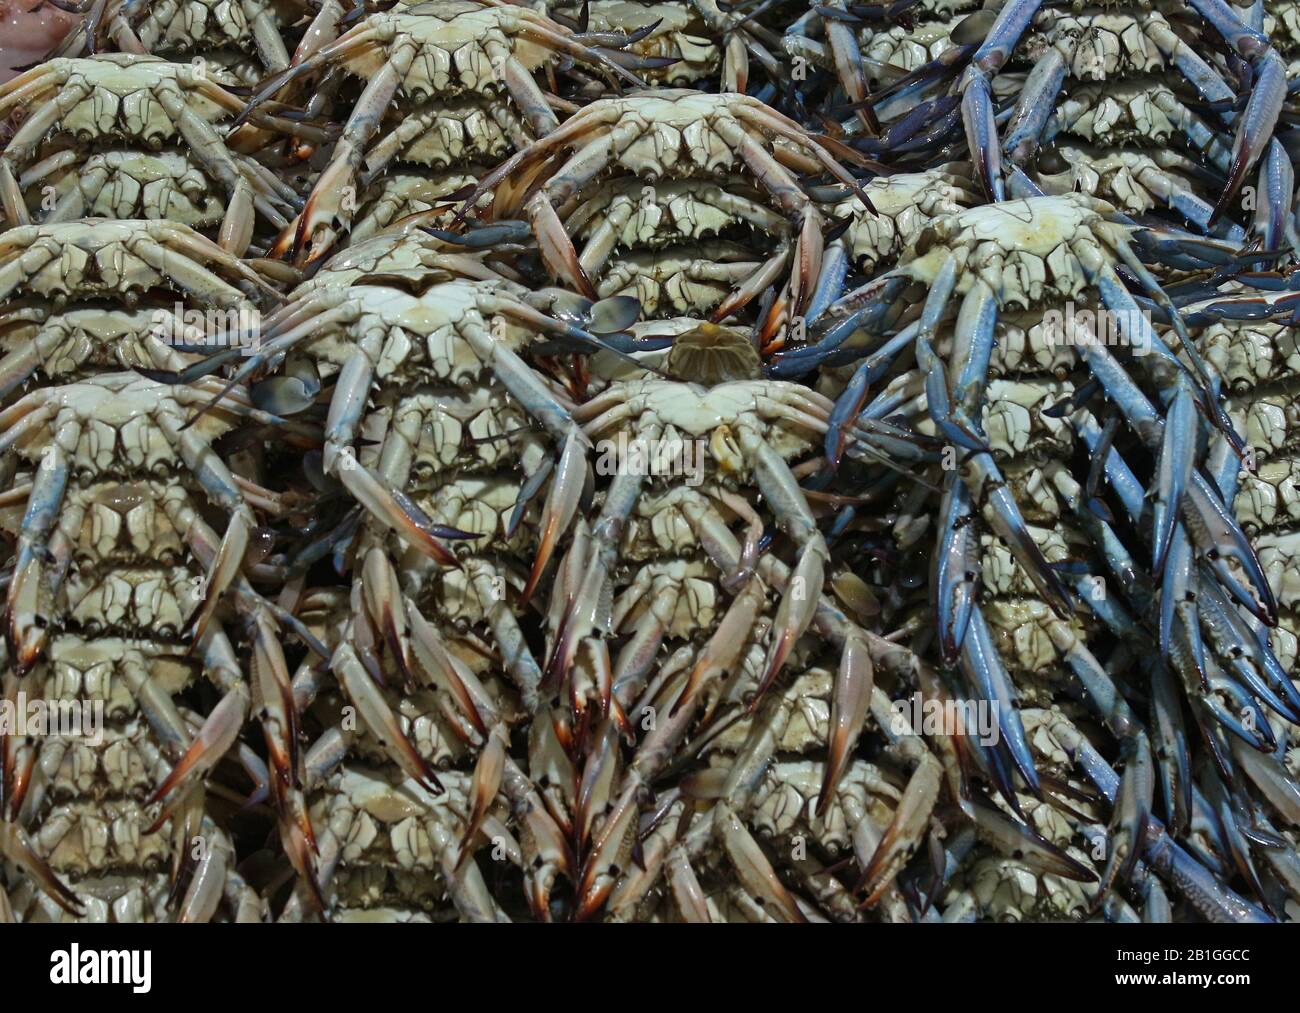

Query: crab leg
[1150,374,1196,572]
[7,427,75,672]
[1150,659,1193,836]
[0,822,83,916]
[958,606,1041,795]
[740,431,827,699]
[1076,336,1275,625]
[818,629,874,816]
[967,797,1095,882]
[1187,0,1287,222]
[933,468,978,666]
[158,413,259,640]
[1002,49,1065,168]
[0,79,90,167]
[146,685,248,816]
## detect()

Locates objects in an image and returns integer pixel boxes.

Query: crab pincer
[0,822,83,917]
[1092,733,1154,910]
[817,629,874,817]
[856,754,941,908]
[521,426,590,606]
[933,470,978,666]
[1149,374,1196,573]
[147,687,249,823]
[1191,0,1288,223]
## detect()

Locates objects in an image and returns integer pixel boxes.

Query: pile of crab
[0,0,1297,924]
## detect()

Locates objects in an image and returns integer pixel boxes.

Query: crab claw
[191,507,253,642]
[1209,48,1286,226]
[817,629,873,817]
[821,356,873,472]
[857,754,941,907]
[1150,661,1191,836]
[1,822,82,916]
[361,547,414,685]
[752,533,828,706]
[522,428,588,609]
[333,642,443,796]
[333,450,461,566]
[671,577,764,717]
[458,732,505,865]
[517,785,575,923]
[527,191,596,299]
[1150,376,1195,573]
[7,555,48,676]
[960,66,1004,202]
[1093,732,1153,909]
[276,794,326,915]
[148,688,248,810]
[959,606,1041,796]
[968,798,1097,882]
[934,471,978,666]
[789,210,825,318]
[916,333,988,454]
[7,440,68,673]
[405,602,488,736]
[576,783,639,921]
[716,802,807,922]
[177,835,227,924]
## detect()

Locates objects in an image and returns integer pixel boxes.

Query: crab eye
[1037,149,1068,174]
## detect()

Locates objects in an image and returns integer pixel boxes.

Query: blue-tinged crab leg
[1150,660,1193,836]
[1206,670,1276,752]
[1050,721,1272,922]
[775,295,912,387]
[972,450,1074,616]
[1199,757,1272,908]
[1036,620,1155,905]
[1005,165,1045,199]
[1187,0,1288,222]
[914,259,987,452]
[1085,242,1238,454]
[957,607,1040,795]
[933,469,977,666]
[1082,413,1286,711]
[947,280,997,419]
[1197,573,1300,723]
[1001,49,1065,168]
[818,319,916,413]
[1151,374,1196,572]
[1255,138,1297,254]
[803,240,851,326]
[957,0,1042,200]
[1230,736,1300,827]
[183,301,357,426]
[1075,337,1275,624]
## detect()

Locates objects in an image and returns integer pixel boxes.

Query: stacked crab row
[0,0,1299,923]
